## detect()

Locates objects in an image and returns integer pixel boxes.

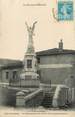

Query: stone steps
[16,88,44,107]
[41,92,54,108]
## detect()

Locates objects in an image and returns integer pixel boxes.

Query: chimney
[59,39,63,51]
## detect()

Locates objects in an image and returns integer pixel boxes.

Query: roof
[36,48,75,56]
[0,59,23,69]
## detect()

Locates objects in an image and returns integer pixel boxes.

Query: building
[0,59,23,83]
[36,40,75,85]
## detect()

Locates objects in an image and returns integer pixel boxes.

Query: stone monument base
[20,79,40,88]
[19,72,40,88]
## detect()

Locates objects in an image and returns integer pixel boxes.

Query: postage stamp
[58,1,73,21]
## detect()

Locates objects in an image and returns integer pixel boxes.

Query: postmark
[58,1,73,21]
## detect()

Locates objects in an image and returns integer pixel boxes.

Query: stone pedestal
[20,72,40,88]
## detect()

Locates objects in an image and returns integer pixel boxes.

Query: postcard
[0,0,75,117]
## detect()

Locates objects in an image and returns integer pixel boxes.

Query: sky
[0,0,75,60]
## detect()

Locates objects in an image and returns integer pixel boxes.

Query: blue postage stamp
[58,1,73,21]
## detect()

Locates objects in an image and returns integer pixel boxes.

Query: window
[27,60,32,68]
[13,71,17,79]
[37,58,40,63]
[6,72,9,79]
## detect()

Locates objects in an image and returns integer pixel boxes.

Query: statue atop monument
[25,21,37,39]
[25,21,37,54]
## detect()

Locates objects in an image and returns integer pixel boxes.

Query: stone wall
[38,54,75,84]
[16,89,44,108]
[52,86,69,108]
